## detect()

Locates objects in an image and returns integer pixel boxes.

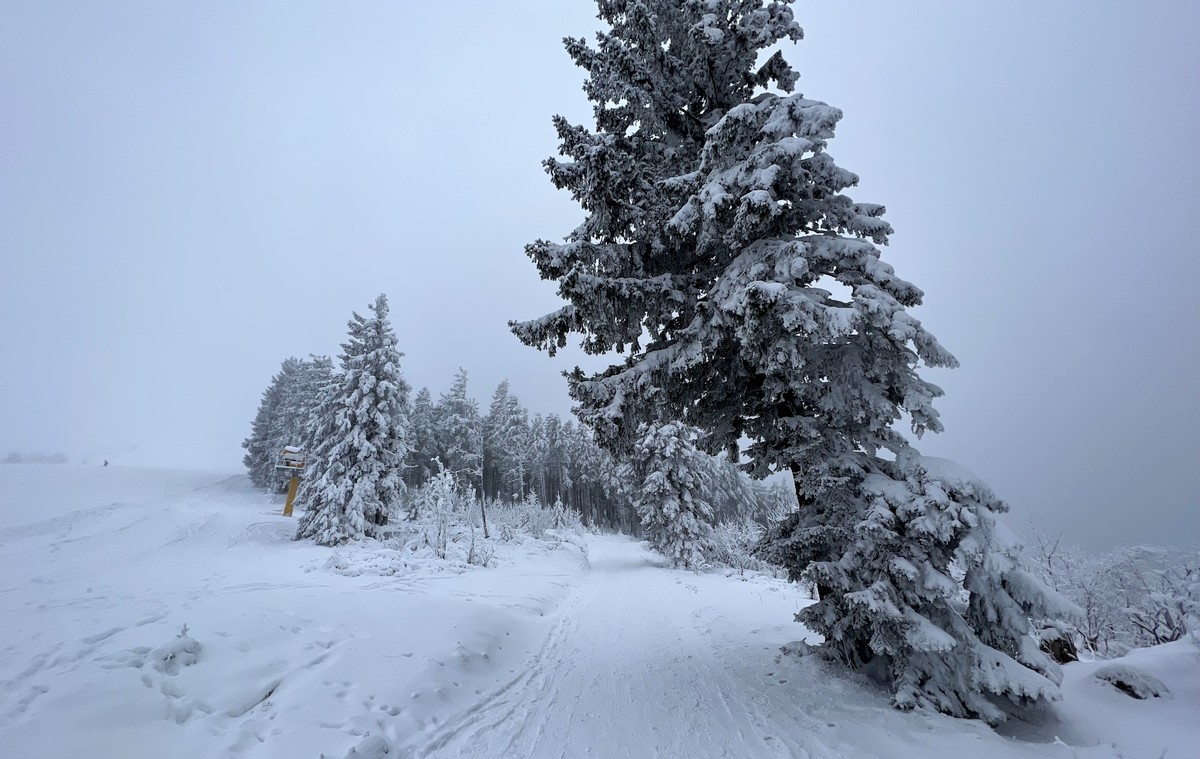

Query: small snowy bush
[151,624,201,676]
[705,520,769,575]
[312,474,587,577]
[489,492,582,542]
[425,467,458,559]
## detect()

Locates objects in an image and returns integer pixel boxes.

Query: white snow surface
[1,464,1195,758]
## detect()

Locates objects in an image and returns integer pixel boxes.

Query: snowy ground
[1,465,1195,758]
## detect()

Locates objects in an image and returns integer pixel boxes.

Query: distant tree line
[242,295,786,544]
[3,452,69,464]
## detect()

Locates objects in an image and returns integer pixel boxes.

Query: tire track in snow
[409,576,590,757]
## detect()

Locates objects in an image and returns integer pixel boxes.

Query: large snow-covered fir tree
[295,294,411,545]
[625,421,715,569]
[512,0,1069,721]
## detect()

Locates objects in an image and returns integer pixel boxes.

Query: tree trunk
[788,462,832,601]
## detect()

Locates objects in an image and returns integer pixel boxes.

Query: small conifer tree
[626,422,715,569]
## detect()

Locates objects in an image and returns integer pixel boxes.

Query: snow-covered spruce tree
[525,414,549,504]
[242,356,303,489]
[482,380,531,501]
[404,387,439,489]
[625,421,715,569]
[283,355,334,452]
[434,369,488,534]
[433,368,484,494]
[512,0,1068,722]
[522,413,577,507]
[770,451,1078,723]
[271,356,335,490]
[295,294,411,545]
[243,355,334,492]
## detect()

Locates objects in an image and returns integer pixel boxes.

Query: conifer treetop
[513,0,954,473]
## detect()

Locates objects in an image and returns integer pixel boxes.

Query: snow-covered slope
[0,466,1194,758]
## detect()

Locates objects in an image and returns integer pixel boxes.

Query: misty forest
[2,2,1197,758]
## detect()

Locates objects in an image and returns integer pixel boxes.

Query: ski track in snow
[401,538,816,759]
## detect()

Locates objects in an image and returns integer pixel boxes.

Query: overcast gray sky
[2,1,1197,549]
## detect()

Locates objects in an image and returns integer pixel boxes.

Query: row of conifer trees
[240,295,626,535]
[242,294,784,542]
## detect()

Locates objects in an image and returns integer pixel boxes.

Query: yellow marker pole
[283,475,299,517]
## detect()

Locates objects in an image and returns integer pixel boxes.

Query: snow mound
[149,625,202,676]
[1091,663,1170,699]
[1014,639,1200,757]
